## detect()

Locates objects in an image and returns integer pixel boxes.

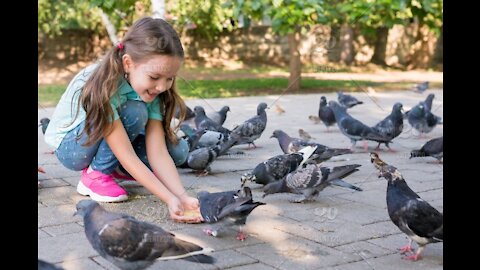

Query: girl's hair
[78,17,186,146]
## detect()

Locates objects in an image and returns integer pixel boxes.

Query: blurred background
[38,0,443,107]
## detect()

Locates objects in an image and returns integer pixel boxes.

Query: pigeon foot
[236,231,248,241]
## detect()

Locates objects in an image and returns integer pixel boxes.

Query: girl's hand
[167,196,202,223]
[179,194,200,210]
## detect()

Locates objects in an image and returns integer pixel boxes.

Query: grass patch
[38,78,443,107]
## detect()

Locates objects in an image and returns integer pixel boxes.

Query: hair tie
[117,43,124,50]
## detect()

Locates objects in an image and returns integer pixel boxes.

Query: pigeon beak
[73,211,78,217]
[262,193,267,198]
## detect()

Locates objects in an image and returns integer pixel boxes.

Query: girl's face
[123,54,182,103]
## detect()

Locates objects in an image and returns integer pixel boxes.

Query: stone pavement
[38,89,443,270]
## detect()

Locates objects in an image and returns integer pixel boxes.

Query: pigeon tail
[329,179,363,191]
[157,241,215,264]
[410,149,425,159]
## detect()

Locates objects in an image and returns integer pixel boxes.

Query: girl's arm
[145,119,201,210]
[105,120,199,222]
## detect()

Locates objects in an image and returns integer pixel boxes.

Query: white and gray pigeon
[370,155,443,261]
[318,96,336,131]
[39,117,50,135]
[198,186,265,241]
[410,136,443,162]
[207,106,230,125]
[329,101,391,150]
[241,146,317,186]
[194,106,231,135]
[371,102,404,151]
[337,91,363,108]
[412,81,429,94]
[270,129,352,162]
[230,102,268,148]
[74,199,215,270]
[38,259,64,270]
[180,124,226,149]
[262,163,362,203]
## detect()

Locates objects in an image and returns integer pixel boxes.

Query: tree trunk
[371,26,389,66]
[327,25,341,62]
[339,24,355,65]
[407,23,431,69]
[151,0,165,19]
[430,25,443,70]
[99,9,118,45]
[288,30,301,92]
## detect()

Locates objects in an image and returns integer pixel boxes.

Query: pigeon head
[74,199,99,217]
[392,103,403,113]
[262,180,288,198]
[328,100,346,113]
[193,106,206,116]
[320,96,327,106]
[270,129,286,139]
[369,152,380,164]
[240,172,256,187]
[220,106,231,113]
[257,102,268,115]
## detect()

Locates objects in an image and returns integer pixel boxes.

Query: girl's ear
[122,54,133,73]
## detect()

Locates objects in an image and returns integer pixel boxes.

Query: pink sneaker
[111,170,136,181]
[77,168,128,202]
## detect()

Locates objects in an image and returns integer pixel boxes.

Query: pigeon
[263,163,362,203]
[193,106,231,135]
[198,186,265,241]
[241,146,318,186]
[186,134,239,175]
[410,136,443,162]
[371,103,404,151]
[74,199,215,270]
[38,259,64,270]
[337,91,363,108]
[405,101,442,136]
[207,106,230,125]
[174,105,195,121]
[274,104,285,114]
[370,155,443,261]
[298,129,315,140]
[39,118,50,135]
[230,102,268,148]
[329,101,391,150]
[423,93,435,111]
[412,81,429,93]
[318,96,336,131]
[270,129,352,162]
[308,115,321,124]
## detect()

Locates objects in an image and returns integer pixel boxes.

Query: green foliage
[169,0,235,41]
[232,0,326,35]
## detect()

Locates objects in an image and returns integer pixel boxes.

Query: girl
[44,17,202,223]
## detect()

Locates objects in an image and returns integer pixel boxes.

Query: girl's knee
[167,138,189,166]
[118,100,148,134]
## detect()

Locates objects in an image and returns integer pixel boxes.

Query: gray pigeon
[405,101,442,136]
[412,81,429,93]
[194,106,231,135]
[263,164,362,203]
[371,103,404,151]
[241,146,317,186]
[318,96,336,131]
[186,134,239,175]
[230,102,268,148]
[410,136,443,162]
[74,199,215,270]
[207,106,230,125]
[337,91,363,108]
[329,101,391,150]
[174,105,195,121]
[270,129,352,162]
[198,186,265,241]
[370,155,443,261]
[39,117,50,135]
[38,259,64,270]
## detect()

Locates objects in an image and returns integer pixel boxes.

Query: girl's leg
[56,100,148,202]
